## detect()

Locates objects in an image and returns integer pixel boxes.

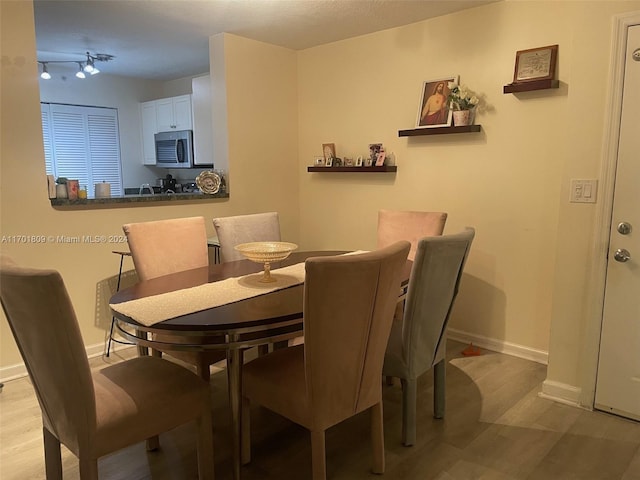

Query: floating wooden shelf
[398,125,482,137]
[307,166,397,173]
[503,79,560,93]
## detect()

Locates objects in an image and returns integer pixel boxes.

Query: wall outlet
[570,179,598,203]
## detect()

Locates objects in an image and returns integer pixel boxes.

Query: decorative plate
[195,170,221,195]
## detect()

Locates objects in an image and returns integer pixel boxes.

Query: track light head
[40,62,51,80]
[76,62,86,79]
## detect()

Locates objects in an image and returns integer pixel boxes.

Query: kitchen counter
[50,191,229,208]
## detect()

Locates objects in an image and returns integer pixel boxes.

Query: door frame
[581,11,640,409]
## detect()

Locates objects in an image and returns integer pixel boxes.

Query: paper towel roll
[95,182,111,198]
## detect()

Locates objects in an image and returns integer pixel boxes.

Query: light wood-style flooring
[1,340,638,479]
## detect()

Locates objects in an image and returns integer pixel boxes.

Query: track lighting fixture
[40,62,51,80]
[76,62,86,79]
[37,52,114,80]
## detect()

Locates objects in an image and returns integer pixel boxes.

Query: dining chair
[0,256,214,479]
[122,216,227,380]
[377,209,448,325]
[212,212,281,263]
[377,209,447,260]
[241,241,411,480]
[382,227,475,446]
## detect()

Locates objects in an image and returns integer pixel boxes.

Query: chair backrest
[402,227,475,377]
[122,216,209,281]
[303,241,410,429]
[377,210,447,260]
[0,257,96,455]
[212,212,281,263]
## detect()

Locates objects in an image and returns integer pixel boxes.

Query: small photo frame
[355,156,363,167]
[325,157,333,167]
[416,76,456,128]
[369,143,382,164]
[375,148,386,167]
[344,157,354,167]
[322,143,336,162]
[364,157,373,167]
[314,157,325,166]
[512,45,558,83]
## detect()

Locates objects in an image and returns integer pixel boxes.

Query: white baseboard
[0,340,133,384]
[448,328,549,365]
[539,379,584,408]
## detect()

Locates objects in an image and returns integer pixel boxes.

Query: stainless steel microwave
[154,130,193,168]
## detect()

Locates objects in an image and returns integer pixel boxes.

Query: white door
[595,24,640,421]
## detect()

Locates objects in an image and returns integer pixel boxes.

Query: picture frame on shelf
[322,143,336,163]
[375,148,386,167]
[314,157,325,166]
[355,156,363,167]
[512,45,558,83]
[369,143,383,165]
[416,76,456,128]
[325,157,333,167]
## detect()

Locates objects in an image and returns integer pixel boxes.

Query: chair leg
[400,378,417,446]
[43,427,62,480]
[78,455,98,479]
[310,429,326,480]
[241,396,251,465]
[196,361,211,382]
[370,402,385,474]
[196,407,215,480]
[433,359,446,419]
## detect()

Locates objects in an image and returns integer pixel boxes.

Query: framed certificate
[512,45,558,83]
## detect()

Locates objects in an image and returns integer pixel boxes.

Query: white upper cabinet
[139,94,193,165]
[140,101,158,165]
[156,94,192,132]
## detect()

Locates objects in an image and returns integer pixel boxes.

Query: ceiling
[34,0,498,81]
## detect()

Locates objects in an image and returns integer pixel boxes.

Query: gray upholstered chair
[241,242,411,480]
[212,212,281,263]
[0,257,214,479]
[382,227,475,446]
[377,209,447,261]
[122,216,226,380]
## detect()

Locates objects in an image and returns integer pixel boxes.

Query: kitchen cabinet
[140,101,158,165]
[156,94,192,132]
[139,94,193,165]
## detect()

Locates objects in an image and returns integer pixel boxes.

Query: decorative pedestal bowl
[234,242,299,283]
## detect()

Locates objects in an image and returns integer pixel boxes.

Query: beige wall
[3,0,640,406]
[0,3,299,369]
[296,0,640,403]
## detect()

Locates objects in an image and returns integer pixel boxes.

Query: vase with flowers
[447,81,479,126]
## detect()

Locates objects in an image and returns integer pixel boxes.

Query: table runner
[110,262,307,327]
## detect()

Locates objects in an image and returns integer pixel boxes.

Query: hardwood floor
[1,340,638,479]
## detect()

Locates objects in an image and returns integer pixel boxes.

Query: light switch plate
[570,179,598,203]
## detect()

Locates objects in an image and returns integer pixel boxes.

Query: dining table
[110,250,412,480]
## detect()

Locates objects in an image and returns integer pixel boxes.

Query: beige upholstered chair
[241,242,411,480]
[212,212,281,263]
[378,209,448,324]
[377,210,447,260]
[122,216,226,380]
[0,257,214,479]
[383,227,475,446]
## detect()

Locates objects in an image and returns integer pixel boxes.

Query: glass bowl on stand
[234,241,299,283]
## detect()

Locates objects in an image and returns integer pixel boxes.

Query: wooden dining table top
[110,250,412,332]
